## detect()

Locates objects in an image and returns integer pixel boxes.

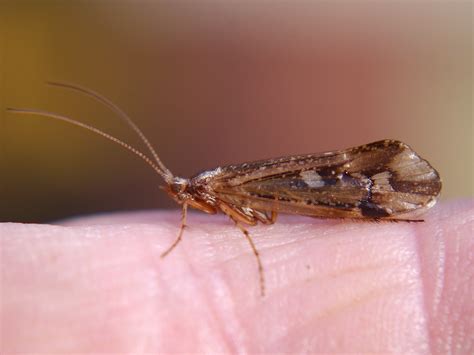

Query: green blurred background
[1,1,472,223]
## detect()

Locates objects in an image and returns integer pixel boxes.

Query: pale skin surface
[1,199,473,353]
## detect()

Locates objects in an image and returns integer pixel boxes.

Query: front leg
[160,203,188,258]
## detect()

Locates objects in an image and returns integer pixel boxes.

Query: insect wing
[207,140,441,219]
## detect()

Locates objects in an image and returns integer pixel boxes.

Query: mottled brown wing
[205,140,441,219]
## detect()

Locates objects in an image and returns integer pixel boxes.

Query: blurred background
[1,1,472,223]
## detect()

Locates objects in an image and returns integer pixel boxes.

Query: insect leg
[230,216,266,297]
[218,202,266,295]
[252,209,278,225]
[161,203,188,258]
[269,211,278,224]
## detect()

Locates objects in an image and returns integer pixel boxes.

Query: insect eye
[170,183,183,194]
[170,177,189,194]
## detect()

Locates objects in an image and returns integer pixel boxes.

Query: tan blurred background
[1,1,472,223]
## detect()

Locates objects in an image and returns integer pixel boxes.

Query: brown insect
[7,82,442,296]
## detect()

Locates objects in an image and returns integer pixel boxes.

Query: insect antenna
[46,81,173,180]
[6,107,171,182]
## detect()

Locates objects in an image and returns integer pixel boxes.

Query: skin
[1,199,473,353]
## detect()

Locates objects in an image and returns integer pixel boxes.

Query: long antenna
[6,108,172,182]
[46,81,173,179]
